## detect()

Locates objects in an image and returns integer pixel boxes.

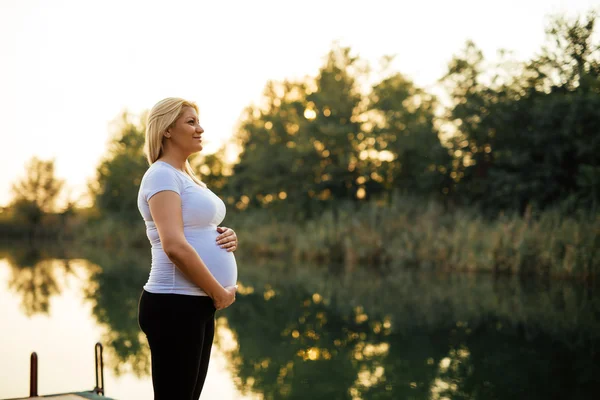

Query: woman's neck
[157,155,187,172]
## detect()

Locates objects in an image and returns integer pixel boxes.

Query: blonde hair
[145,97,206,187]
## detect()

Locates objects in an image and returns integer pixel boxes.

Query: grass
[3,196,597,281]
[230,198,599,282]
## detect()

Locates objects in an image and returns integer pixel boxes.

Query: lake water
[0,242,598,399]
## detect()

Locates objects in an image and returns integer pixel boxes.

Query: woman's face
[165,106,204,154]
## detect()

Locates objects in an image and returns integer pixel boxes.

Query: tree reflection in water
[3,244,68,316]
[1,242,151,376]
[2,244,599,398]
[218,260,600,400]
[81,246,152,376]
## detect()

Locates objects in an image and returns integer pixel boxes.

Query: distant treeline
[0,13,598,278]
[88,12,597,222]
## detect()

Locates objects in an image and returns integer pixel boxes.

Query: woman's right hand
[213,285,237,310]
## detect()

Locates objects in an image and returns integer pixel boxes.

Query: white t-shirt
[137,160,238,296]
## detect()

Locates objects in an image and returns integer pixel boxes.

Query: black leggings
[138,290,216,400]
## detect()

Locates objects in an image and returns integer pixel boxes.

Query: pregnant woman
[137,97,238,399]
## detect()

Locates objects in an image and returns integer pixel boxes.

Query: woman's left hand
[216,226,238,252]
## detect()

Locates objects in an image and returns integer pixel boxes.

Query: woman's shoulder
[141,162,185,187]
[138,162,187,202]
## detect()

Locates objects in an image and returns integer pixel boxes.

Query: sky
[0,0,598,207]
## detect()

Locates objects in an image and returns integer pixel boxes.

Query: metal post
[94,342,105,395]
[30,352,38,397]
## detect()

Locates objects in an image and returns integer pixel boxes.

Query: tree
[304,46,365,203]
[194,149,231,192]
[440,40,499,208]
[10,157,64,232]
[226,46,372,217]
[441,13,600,213]
[369,70,452,200]
[511,12,600,211]
[227,80,318,217]
[90,112,148,222]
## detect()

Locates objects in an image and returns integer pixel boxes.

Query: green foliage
[226,45,451,216]
[369,71,452,198]
[228,13,600,217]
[442,13,600,213]
[72,11,599,239]
[231,197,600,280]
[11,157,64,213]
[195,149,230,191]
[3,12,598,245]
[304,47,364,203]
[227,77,335,218]
[10,157,64,231]
[74,12,600,278]
[90,112,148,222]
[0,157,82,240]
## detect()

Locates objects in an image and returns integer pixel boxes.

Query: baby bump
[186,229,238,288]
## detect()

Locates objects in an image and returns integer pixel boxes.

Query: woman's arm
[149,190,236,309]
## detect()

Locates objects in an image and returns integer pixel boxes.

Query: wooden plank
[14,394,85,400]
[4,391,113,400]
[13,395,94,400]
[43,396,88,400]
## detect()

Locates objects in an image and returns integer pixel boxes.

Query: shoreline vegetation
[1,12,599,284]
[1,197,598,283]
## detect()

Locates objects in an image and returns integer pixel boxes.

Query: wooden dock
[2,344,113,400]
[12,393,111,400]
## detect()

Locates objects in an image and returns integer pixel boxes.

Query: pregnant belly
[187,229,238,288]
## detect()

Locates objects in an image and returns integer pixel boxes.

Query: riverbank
[2,197,598,282]
[230,200,599,282]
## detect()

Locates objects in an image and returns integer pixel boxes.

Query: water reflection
[1,242,599,399]
[2,244,70,316]
[82,246,152,376]
[0,242,151,377]
[219,261,600,399]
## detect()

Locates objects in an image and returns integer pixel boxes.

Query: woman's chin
[187,146,202,156]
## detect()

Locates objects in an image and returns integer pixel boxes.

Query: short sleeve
[142,166,182,202]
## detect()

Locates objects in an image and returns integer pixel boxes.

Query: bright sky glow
[0,0,597,206]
